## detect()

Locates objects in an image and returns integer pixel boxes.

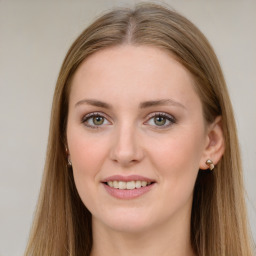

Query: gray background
[0,0,255,255]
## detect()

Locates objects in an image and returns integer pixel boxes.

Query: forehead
[70,45,201,109]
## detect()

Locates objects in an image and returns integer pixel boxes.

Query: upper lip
[101,175,155,183]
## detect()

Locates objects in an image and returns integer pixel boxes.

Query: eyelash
[145,112,176,129]
[81,112,176,129]
[82,112,111,129]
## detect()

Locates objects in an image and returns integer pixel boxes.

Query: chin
[93,208,155,234]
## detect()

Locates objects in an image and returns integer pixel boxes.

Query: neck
[90,208,195,256]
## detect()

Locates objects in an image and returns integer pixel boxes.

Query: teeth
[106,180,152,189]
[126,181,135,190]
[113,181,118,188]
[135,180,141,188]
[119,181,126,189]
[141,181,147,187]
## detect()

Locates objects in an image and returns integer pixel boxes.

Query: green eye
[146,112,176,128]
[82,112,110,128]
[93,116,104,125]
[154,116,166,126]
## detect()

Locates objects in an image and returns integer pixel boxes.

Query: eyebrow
[75,98,185,109]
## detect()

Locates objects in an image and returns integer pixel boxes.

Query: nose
[109,123,144,167]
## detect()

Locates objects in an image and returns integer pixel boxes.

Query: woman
[25,2,254,256]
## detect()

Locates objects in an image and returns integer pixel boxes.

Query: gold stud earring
[206,159,214,170]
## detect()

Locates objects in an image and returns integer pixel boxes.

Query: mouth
[101,175,156,199]
[103,180,154,190]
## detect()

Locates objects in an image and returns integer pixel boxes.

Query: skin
[66,45,224,256]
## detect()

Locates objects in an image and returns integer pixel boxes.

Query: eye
[82,112,111,128]
[146,112,176,128]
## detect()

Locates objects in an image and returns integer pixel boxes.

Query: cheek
[67,129,110,206]
[67,127,110,184]
[148,130,205,217]
[67,130,110,208]
[149,127,205,187]
[154,137,202,168]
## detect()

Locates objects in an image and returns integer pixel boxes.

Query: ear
[199,116,225,170]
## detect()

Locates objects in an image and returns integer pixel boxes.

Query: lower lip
[102,183,155,199]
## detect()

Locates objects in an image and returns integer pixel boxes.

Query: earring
[206,159,214,170]
[67,157,72,166]
[65,146,72,167]
[65,147,69,155]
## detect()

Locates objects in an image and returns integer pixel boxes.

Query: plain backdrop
[0,0,255,255]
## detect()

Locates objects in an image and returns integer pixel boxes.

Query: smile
[102,175,156,199]
[106,180,152,190]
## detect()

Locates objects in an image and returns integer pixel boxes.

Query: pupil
[154,116,166,126]
[93,116,104,125]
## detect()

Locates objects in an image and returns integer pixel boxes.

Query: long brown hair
[25,3,254,255]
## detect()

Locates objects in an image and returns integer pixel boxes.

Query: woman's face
[67,45,209,233]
